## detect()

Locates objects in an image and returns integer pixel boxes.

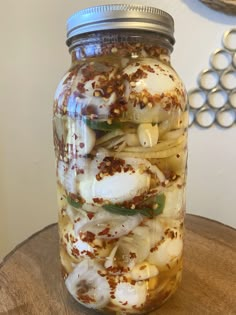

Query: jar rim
[66,4,175,47]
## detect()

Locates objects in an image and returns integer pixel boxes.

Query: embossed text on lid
[66,4,175,46]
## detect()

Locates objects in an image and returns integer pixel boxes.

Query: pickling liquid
[53,52,187,314]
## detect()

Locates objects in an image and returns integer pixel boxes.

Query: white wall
[0,0,235,259]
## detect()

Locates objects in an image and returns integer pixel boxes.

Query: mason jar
[53,4,188,314]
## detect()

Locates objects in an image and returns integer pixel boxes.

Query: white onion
[80,210,143,239]
[161,185,185,218]
[161,128,185,140]
[66,118,96,155]
[65,259,110,308]
[57,161,76,194]
[61,221,94,260]
[96,129,124,146]
[104,225,151,270]
[118,226,151,269]
[143,218,164,248]
[125,133,140,146]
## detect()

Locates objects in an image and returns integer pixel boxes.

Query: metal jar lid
[66,4,175,46]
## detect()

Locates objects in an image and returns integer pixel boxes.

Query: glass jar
[53,4,187,314]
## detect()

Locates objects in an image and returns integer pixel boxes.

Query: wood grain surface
[0,214,235,315]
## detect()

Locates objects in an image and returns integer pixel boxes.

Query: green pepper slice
[83,117,122,131]
[67,196,82,209]
[103,193,166,218]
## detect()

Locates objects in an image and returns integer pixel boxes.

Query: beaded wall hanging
[188,28,236,128]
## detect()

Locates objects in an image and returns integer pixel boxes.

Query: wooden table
[0,214,235,315]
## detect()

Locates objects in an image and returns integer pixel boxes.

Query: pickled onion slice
[65,259,110,308]
[80,211,143,239]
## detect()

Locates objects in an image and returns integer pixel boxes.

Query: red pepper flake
[122,194,146,209]
[80,231,95,242]
[129,252,137,259]
[77,291,96,304]
[150,237,164,252]
[140,265,147,270]
[106,266,129,275]
[109,98,128,118]
[165,229,175,239]
[73,133,78,140]
[76,168,84,175]
[122,276,128,282]
[96,157,134,181]
[98,227,110,236]
[107,276,118,289]
[130,68,148,82]
[92,197,104,204]
[97,270,107,277]
[71,247,80,257]
[79,142,85,148]
[164,228,170,235]
[87,212,94,220]
[142,64,155,73]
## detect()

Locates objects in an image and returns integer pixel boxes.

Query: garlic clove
[138,123,159,147]
[112,281,147,309]
[147,231,183,271]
